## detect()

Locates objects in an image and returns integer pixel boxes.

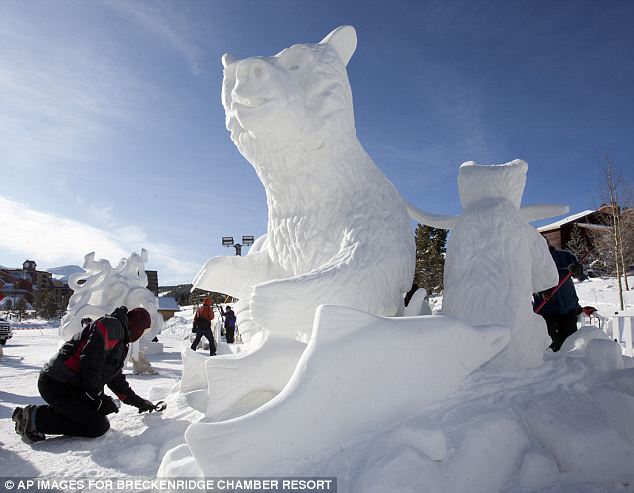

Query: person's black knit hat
[127,308,151,342]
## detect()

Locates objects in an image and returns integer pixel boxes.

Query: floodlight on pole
[222,235,254,256]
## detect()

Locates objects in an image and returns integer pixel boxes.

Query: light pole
[222,235,254,256]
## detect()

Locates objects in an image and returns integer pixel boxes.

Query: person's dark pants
[35,373,110,438]
[542,309,579,352]
[191,328,216,355]
[225,326,235,344]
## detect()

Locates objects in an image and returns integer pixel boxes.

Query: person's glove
[136,398,156,414]
[567,262,583,278]
[98,395,120,416]
[125,393,156,414]
[85,391,119,415]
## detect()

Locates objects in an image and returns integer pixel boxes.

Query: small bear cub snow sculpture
[442,160,558,368]
[194,26,414,341]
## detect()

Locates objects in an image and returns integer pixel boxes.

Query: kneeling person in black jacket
[13,306,159,443]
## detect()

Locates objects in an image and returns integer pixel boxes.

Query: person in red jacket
[190,297,216,356]
[12,306,159,443]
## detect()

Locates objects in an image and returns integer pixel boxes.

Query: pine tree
[14,297,28,322]
[3,298,13,316]
[33,289,63,320]
[566,224,590,261]
[414,224,448,295]
[33,289,48,319]
[45,293,64,320]
[176,291,189,305]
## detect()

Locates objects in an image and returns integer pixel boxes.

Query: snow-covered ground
[0,313,194,481]
[1,278,634,492]
[576,276,634,316]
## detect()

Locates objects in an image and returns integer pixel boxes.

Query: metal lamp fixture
[222,235,254,256]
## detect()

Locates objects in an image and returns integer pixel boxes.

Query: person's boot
[12,405,46,443]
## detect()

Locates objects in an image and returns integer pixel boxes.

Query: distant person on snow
[12,307,159,443]
[534,243,584,352]
[222,306,237,344]
[191,297,216,356]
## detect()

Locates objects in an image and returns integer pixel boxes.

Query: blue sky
[1,0,633,285]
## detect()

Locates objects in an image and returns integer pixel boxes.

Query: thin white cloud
[0,196,128,266]
[369,141,449,168]
[0,8,159,171]
[0,196,200,283]
[101,0,206,75]
[428,84,488,157]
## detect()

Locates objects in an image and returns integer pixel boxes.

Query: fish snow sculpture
[192,26,415,413]
[409,160,562,368]
[183,305,510,476]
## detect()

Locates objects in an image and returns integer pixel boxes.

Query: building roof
[576,223,610,232]
[158,296,180,312]
[537,209,595,232]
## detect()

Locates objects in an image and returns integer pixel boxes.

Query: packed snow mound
[524,389,634,483]
[584,338,625,370]
[309,354,634,492]
[161,315,192,339]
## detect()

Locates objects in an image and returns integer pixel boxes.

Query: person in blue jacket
[534,243,584,352]
[12,307,159,443]
[222,306,237,344]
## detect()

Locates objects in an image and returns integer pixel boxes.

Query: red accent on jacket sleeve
[96,320,120,350]
[64,340,87,372]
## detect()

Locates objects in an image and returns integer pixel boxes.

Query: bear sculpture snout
[231,58,281,111]
[236,58,270,85]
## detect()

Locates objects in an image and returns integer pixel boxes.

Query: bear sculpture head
[458,159,528,210]
[221,26,358,164]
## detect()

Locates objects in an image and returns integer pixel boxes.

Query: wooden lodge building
[537,207,611,250]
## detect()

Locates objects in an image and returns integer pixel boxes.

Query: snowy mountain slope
[44,265,85,282]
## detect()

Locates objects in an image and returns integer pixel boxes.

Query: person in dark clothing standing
[404,283,419,308]
[12,307,159,443]
[222,306,237,344]
[191,297,216,356]
[534,244,584,352]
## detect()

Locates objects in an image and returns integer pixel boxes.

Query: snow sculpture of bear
[191,26,415,412]
[59,249,162,347]
[182,305,510,476]
[411,160,559,368]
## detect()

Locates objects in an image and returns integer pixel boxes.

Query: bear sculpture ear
[222,53,237,68]
[320,26,357,66]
